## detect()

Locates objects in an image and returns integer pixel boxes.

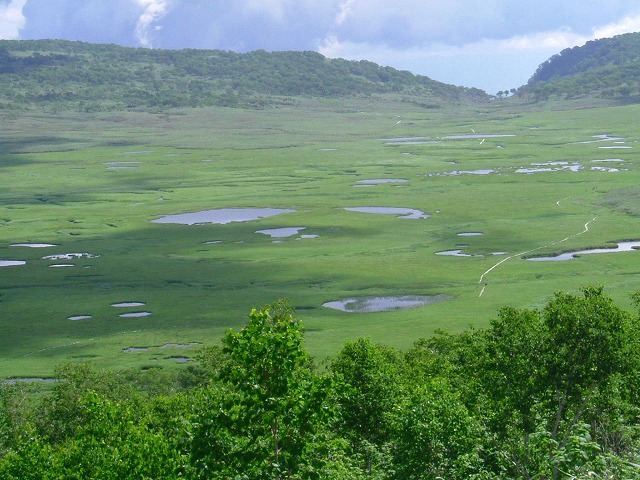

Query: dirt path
[478,215,597,297]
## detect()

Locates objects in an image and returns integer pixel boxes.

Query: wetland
[2,97,640,377]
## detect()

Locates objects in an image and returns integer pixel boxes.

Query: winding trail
[478,214,597,297]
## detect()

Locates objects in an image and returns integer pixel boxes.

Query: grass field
[1,96,639,377]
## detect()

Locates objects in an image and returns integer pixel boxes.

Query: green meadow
[1,96,639,377]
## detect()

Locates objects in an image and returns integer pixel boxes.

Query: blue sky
[2,0,640,94]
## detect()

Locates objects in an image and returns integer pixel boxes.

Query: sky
[2,1,640,94]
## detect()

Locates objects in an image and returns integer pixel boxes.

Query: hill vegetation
[0,39,486,111]
[522,32,640,101]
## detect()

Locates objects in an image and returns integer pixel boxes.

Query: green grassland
[1,96,639,377]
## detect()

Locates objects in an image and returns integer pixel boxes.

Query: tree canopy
[1,288,640,479]
[0,39,487,112]
[522,32,640,101]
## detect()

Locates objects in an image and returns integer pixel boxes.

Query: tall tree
[190,301,351,479]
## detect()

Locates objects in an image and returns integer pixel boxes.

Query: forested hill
[523,32,640,101]
[0,39,487,111]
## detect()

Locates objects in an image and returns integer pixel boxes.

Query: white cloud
[135,0,171,47]
[335,0,357,27]
[243,0,296,23]
[0,0,27,39]
[592,13,640,39]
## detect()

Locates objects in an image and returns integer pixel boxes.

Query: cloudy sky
[2,1,640,94]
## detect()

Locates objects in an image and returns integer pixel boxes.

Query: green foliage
[330,338,403,475]
[0,39,487,112]
[389,380,489,479]
[330,338,401,445]
[55,392,187,479]
[0,383,28,453]
[2,292,640,479]
[190,300,342,479]
[33,362,134,444]
[524,32,640,101]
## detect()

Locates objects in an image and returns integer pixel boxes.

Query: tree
[389,379,488,480]
[33,362,134,444]
[474,286,640,478]
[190,301,344,479]
[330,338,402,475]
[542,287,632,446]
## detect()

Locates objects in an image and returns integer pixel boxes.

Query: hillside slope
[0,39,487,111]
[522,32,640,101]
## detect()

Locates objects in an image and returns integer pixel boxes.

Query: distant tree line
[1,287,640,479]
[522,32,640,102]
[0,40,487,112]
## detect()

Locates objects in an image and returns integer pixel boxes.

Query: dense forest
[1,287,640,479]
[522,32,640,101]
[0,39,486,111]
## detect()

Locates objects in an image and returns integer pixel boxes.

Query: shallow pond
[119,312,152,318]
[11,243,57,248]
[378,136,431,141]
[355,179,409,185]
[152,208,296,225]
[345,207,430,219]
[170,357,190,363]
[516,162,582,174]
[161,343,199,348]
[436,250,479,257]
[112,302,146,308]
[323,294,452,312]
[527,240,640,261]
[256,227,305,238]
[4,378,56,385]
[448,169,494,176]
[68,315,92,321]
[43,253,98,260]
[457,232,483,236]
[0,260,25,267]
[443,134,515,139]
